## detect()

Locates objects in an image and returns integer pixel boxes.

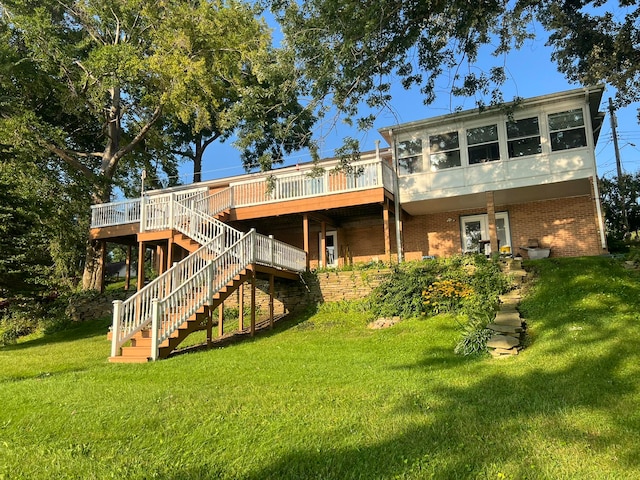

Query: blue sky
[185,22,640,185]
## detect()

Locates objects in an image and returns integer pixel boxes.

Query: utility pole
[608,98,630,236]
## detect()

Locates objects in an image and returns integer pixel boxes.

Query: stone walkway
[487,259,527,358]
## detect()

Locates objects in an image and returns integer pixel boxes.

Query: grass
[1,256,639,479]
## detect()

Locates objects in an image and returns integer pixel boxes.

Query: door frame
[319,230,338,267]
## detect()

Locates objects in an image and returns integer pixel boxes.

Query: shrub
[454,314,493,356]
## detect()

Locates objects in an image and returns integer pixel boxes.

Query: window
[397,139,423,175]
[429,131,461,171]
[548,108,587,151]
[467,124,500,164]
[507,117,541,158]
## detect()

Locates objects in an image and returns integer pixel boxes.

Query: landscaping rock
[487,335,519,349]
[493,312,522,326]
[490,348,519,358]
[367,316,401,329]
[487,323,523,334]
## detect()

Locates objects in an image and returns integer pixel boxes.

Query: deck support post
[137,241,146,291]
[238,283,244,332]
[206,308,213,348]
[269,274,274,329]
[124,245,132,291]
[250,269,256,337]
[218,302,224,337]
[303,214,310,270]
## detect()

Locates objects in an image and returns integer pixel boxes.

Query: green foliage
[599,173,640,244]
[454,315,494,356]
[370,255,509,319]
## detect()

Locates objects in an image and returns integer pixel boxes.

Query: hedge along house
[90,87,607,361]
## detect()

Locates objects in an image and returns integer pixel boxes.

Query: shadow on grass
[1,317,111,351]
[162,256,640,479]
[169,306,318,358]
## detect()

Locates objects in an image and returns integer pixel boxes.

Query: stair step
[109,355,150,363]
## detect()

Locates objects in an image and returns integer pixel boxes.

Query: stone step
[494,312,522,326]
[488,323,523,334]
[487,334,519,349]
[490,347,518,357]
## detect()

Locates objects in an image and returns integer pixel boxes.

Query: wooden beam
[303,214,310,271]
[137,241,145,291]
[269,274,274,330]
[218,302,224,337]
[124,245,132,291]
[238,283,244,332]
[250,270,256,337]
[307,212,337,227]
[207,307,213,348]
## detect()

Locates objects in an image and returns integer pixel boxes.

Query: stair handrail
[149,229,307,359]
[150,231,254,359]
[110,200,242,357]
[194,187,233,217]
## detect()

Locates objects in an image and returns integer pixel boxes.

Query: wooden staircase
[109,269,249,362]
[173,232,201,253]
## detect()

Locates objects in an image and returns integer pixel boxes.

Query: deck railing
[91,199,141,228]
[230,158,392,207]
[112,227,306,359]
[91,160,393,230]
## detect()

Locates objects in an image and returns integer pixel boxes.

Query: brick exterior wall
[220,269,389,318]
[401,194,603,259]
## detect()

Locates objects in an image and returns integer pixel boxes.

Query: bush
[454,314,494,356]
[369,255,509,319]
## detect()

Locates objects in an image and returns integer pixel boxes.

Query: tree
[0,0,287,290]
[538,1,640,107]
[599,173,640,243]
[270,0,640,126]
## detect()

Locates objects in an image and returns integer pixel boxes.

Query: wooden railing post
[250,228,256,264]
[111,300,123,357]
[151,299,160,361]
[140,196,147,232]
[168,193,175,230]
[269,235,275,267]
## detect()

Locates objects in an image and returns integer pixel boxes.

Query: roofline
[378,86,606,143]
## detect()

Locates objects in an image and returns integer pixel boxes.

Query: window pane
[430,151,461,170]
[548,109,584,131]
[507,117,539,139]
[398,155,423,175]
[467,124,498,145]
[550,129,587,151]
[469,143,500,164]
[430,132,459,152]
[508,136,542,158]
[398,139,422,157]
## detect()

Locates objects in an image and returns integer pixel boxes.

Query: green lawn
[1,256,639,479]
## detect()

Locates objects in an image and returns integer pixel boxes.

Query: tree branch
[44,143,96,181]
[106,105,163,177]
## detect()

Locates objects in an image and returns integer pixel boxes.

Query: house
[91,86,607,361]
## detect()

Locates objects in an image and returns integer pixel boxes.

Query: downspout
[389,129,404,262]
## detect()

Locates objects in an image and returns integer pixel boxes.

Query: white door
[461,214,488,254]
[319,231,338,267]
[461,213,511,254]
